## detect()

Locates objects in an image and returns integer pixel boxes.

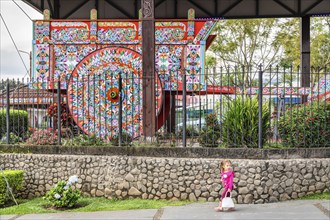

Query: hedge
[0,170,24,206]
[0,110,28,139]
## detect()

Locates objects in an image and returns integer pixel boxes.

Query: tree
[208,19,283,88]
[276,17,330,85]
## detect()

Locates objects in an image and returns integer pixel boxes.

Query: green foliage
[199,113,221,147]
[110,132,133,146]
[277,17,330,69]
[199,128,220,148]
[0,197,192,215]
[278,102,330,147]
[177,126,199,138]
[210,19,282,71]
[1,132,22,144]
[63,134,105,146]
[44,176,81,208]
[221,96,271,148]
[26,128,58,145]
[0,170,24,206]
[0,110,28,139]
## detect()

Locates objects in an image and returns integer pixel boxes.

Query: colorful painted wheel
[67,47,162,139]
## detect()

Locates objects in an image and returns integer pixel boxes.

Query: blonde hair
[220,159,231,173]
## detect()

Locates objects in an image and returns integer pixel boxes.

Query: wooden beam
[63,0,89,19]
[256,0,259,16]
[273,0,297,15]
[105,0,133,18]
[155,0,166,8]
[95,0,99,11]
[219,0,243,16]
[302,0,323,15]
[54,0,60,18]
[187,0,212,17]
[46,0,54,17]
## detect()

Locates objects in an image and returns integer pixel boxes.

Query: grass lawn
[1,192,329,215]
[0,197,192,215]
[299,191,330,200]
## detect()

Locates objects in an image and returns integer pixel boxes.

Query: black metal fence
[1,65,329,148]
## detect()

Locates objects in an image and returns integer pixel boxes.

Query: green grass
[299,191,330,200]
[0,197,192,215]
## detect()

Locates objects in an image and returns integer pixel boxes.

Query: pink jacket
[221,171,234,190]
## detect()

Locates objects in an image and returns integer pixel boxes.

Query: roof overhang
[22,0,330,19]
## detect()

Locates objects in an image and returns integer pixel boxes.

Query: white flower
[63,185,69,190]
[54,193,61,199]
[67,175,79,185]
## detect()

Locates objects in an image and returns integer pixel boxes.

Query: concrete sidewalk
[1,200,329,220]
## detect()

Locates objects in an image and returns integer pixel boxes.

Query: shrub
[0,170,24,206]
[278,102,330,147]
[44,175,81,208]
[198,113,221,147]
[221,96,271,148]
[26,128,58,145]
[0,132,22,144]
[63,134,105,146]
[0,110,28,139]
[199,128,221,147]
[177,126,199,138]
[110,132,133,146]
[47,102,74,128]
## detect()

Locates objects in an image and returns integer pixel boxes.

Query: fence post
[258,66,263,149]
[6,79,10,144]
[182,74,187,147]
[57,81,61,145]
[118,75,122,147]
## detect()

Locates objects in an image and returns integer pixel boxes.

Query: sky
[0,0,43,80]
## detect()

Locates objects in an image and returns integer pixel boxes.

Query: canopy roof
[23,0,330,19]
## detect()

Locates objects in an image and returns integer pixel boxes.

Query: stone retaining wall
[1,154,329,203]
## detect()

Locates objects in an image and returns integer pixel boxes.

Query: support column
[300,16,310,102]
[142,0,156,137]
[166,93,176,133]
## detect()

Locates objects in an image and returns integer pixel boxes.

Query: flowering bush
[44,175,81,208]
[47,102,74,128]
[26,128,58,145]
[278,102,330,147]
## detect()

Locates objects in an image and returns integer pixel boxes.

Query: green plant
[199,128,221,147]
[0,132,22,144]
[177,126,199,138]
[0,170,24,206]
[221,96,271,148]
[0,197,192,215]
[110,132,133,146]
[44,176,81,208]
[26,128,58,145]
[0,110,28,139]
[198,113,221,147]
[278,102,330,147]
[63,134,105,146]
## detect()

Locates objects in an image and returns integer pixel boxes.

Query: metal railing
[0,65,329,148]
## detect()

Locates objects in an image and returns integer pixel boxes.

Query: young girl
[215,159,235,212]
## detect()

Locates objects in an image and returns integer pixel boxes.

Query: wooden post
[300,16,310,103]
[142,0,156,138]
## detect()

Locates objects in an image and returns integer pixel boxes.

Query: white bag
[222,192,235,209]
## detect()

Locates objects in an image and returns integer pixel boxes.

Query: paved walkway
[1,200,329,220]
